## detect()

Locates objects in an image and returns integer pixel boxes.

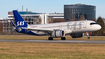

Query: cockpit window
[90,23,97,25]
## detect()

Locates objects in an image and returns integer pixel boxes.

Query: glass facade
[64,4,96,21]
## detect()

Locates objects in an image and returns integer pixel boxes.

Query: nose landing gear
[86,32,90,39]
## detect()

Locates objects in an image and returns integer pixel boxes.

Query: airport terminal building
[64,4,96,21]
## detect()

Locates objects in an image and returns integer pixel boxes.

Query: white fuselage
[27,20,101,35]
[12,10,102,39]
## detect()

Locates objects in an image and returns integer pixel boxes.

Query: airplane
[11,10,101,40]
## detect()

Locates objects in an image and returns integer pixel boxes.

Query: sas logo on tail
[17,21,24,26]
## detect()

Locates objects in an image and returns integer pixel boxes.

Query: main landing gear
[48,37,66,40]
[61,37,66,40]
[48,37,53,40]
[86,32,90,39]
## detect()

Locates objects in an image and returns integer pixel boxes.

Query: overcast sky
[0,0,105,19]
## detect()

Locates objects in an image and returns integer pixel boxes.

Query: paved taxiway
[0,39,105,44]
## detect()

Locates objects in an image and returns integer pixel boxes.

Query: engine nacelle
[70,33,83,38]
[52,30,64,38]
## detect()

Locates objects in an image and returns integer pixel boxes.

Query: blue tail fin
[13,10,28,27]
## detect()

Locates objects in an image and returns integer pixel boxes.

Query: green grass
[0,35,105,40]
[0,35,105,59]
[0,42,105,59]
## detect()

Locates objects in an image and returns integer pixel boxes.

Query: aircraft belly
[72,29,87,33]
[31,31,46,35]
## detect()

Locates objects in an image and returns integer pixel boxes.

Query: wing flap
[25,28,53,32]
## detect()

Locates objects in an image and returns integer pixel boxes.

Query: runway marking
[0,39,105,44]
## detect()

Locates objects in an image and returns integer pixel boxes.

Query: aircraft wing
[24,28,72,34]
[25,28,53,31]
[24,27,54,34]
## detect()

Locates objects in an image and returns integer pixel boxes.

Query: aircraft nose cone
[98,25,101,30]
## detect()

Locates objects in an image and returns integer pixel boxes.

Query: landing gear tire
[61,37,66,40]
[48,37,53,40]
[87,37,90,39]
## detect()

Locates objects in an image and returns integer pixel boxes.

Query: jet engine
[52,30,64,38]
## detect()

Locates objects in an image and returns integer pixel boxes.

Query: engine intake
[52,30,64,38]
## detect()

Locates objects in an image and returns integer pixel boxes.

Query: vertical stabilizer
[13,10,28,27]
